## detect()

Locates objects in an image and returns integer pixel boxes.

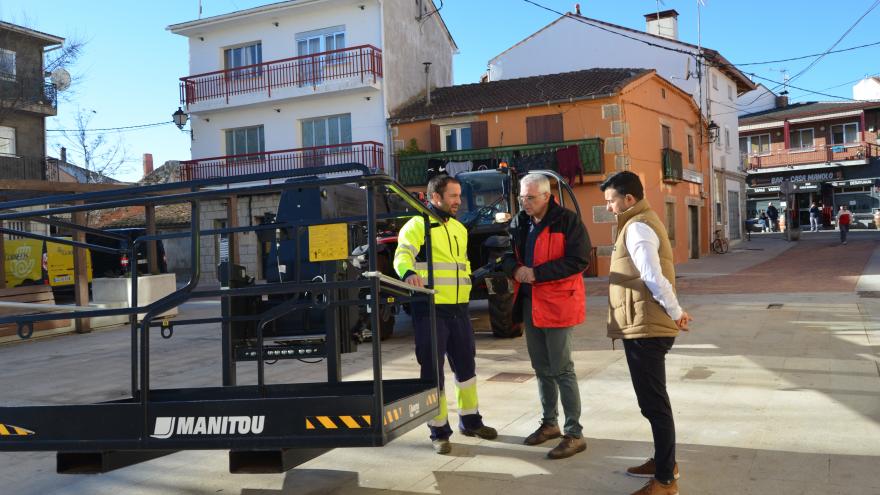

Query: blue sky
[2,0,878,182]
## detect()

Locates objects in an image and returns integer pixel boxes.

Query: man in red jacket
[502,173,591,459]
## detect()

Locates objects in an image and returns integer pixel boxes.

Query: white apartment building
[486,9,756,244]
[167,0,456,285]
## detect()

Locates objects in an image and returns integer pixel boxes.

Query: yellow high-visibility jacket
[393,215,471,305]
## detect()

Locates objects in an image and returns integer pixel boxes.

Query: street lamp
[707,120,720,143]
[172,107,189,130]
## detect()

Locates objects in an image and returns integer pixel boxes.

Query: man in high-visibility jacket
[394,174,497,454]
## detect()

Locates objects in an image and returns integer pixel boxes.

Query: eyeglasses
[518,193,547,203]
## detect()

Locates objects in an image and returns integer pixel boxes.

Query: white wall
[854,78,880,101]
[190,92,386,160]
[183,0,381,77]
[382,0,455,114]
[737,84,777,116]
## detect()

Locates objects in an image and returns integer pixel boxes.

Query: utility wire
[47,121,174,133]
[735,39,880,66]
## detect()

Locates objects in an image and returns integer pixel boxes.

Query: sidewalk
[0,232,878,494]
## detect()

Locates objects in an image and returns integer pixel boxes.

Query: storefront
[746,162,880,227]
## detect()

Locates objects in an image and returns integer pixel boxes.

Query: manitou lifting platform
[0,164,444,474]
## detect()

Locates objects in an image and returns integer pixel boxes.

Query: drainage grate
[858,291,880,298]
[767,304,784,310]
[487,372,534,383]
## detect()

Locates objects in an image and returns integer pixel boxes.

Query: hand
[404,273,424,288]
[514,266,536,284]
[675,311,693,331]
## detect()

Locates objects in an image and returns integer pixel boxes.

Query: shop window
[831,123,859,145]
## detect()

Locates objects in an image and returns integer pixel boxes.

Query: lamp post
[707,120,720,143]
[172,107,189,130]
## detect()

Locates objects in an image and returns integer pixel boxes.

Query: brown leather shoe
[630,478,678,495]
[523,423,561,446]
[546,434,586,459]
[626,458,680,480]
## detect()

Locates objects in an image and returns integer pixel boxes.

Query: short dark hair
[599,171,644,200]
[427,174,459,198]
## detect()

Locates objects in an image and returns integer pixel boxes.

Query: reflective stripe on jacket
[393,215,471,305]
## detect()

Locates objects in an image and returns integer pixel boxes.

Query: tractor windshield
[456,172,511,227]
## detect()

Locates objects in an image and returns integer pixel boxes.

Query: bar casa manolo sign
[770,171,841,185]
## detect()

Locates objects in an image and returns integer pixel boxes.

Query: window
[789,128,814,150]
[661,88,667,99]
[225,125,265,157]
[661,124,671,149]
[711,73,718,90]
[0,126,15,155]
[724,126,731,150]
[441,124,472,151]
[224,42,262,78]
[741,134,771,155]
[687,134,695,164]
[302,114,352,148]
[297,28,345,57]
[526,114,563,144]
[831,123,859,145]
[727,84,734,101]
[665,202,676,242]
[0,49,15,79]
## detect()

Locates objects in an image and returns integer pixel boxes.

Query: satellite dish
[50,68,71,92]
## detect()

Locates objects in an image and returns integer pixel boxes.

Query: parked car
[86,228,168,277]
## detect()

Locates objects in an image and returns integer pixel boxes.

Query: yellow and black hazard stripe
[305,415,372,430]
[0,423,34,436]
[383,406,404,427]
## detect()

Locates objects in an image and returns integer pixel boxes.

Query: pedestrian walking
[394,175,497,454]
[766,202,779,232]
[837,205,852,244]
[600,171,693,495]
[501,173,591,459]
[809,202,820,232]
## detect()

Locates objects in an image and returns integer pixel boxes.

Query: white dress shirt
[624,222,683,321]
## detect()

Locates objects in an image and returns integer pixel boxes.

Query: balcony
[662,148,683,183]
[396,139,603,187]
[180,141,384,181]
[0,155,57,181]
[743,142,879,170]
[0,74,57,116]
[179,45,382,110]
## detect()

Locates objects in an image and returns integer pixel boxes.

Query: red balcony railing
[180,141,384,181]
[744,142,879,170]
[179,45,383,105]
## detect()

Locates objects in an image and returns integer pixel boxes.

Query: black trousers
[623,337,676,482]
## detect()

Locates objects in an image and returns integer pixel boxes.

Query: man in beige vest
[600,171,692,495]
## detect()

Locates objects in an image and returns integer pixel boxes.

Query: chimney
[575,3,581,15]
[60,146,67,164]
[775,94,789,108]
[644,9,679,40]
[143,153,154,177]
[423,62,432,106]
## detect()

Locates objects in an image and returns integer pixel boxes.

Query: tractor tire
[488,292,523,338]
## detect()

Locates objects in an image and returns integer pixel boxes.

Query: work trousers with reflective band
[624,337,677,483]
[413,311,483,440]
[523,298,583,438]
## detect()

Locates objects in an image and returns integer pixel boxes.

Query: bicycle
[711,229,729,254]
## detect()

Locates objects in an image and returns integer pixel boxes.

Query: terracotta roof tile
[390,68,651,122]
